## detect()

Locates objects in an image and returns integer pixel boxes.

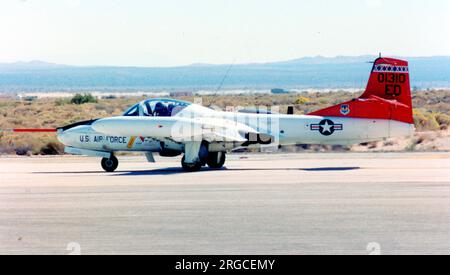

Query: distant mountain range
[0,60,70,70]
[1,56,449,92]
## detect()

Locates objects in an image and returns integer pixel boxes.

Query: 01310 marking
[377,72,407,97]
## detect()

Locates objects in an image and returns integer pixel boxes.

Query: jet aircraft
[3,57,415,172]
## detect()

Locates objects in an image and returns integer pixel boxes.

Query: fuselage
[58,102,414,154]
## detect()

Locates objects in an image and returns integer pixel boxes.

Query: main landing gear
[206,152,226,169]
[101,155,119,172]
[181,156,203,172]
[181,152,227,172]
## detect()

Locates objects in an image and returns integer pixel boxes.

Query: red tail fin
[361,57,412,108]
[308,57,414,124]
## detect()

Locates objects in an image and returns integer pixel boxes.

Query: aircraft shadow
[32,167,360,176]
[112,166,361,176]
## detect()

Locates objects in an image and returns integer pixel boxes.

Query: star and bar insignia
[310,119,343,136]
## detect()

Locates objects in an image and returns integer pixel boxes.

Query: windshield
[123,99,190,117]
[123,104,140,116]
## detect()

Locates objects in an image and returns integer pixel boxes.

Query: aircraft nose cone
[57,130,70,146]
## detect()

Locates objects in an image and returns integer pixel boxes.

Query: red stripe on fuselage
[13,129,57,133]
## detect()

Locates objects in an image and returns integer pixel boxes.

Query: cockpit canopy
[123,98,191,117]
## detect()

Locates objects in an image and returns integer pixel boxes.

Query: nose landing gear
[101,155,119,172]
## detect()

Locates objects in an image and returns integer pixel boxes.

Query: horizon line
[1,54,450,69]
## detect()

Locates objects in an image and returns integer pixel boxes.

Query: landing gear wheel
[101,156,119,172]
[181,156,202,172]
[206,152,226,169]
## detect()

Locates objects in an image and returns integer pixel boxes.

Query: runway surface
[0,153,450,255]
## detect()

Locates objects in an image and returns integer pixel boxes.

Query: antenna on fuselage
[209,58,236,107]
[216,60,235,93]
[366,53,382,64]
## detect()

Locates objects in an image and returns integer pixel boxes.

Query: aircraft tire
[206,152,226,169]
[181,156,202,172]
[101,156,119,172]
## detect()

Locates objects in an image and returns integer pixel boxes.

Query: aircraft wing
[91,116,271,144]
[178,117,251,143]
[202,128,248,143]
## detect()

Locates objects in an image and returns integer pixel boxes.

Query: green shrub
[55,98,70,106]
[70,94,98,105]
[295,96,311,105]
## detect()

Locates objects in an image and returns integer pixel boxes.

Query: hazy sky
[1,0,449,66]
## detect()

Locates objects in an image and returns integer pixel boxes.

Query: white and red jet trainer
[5,57,415,172]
